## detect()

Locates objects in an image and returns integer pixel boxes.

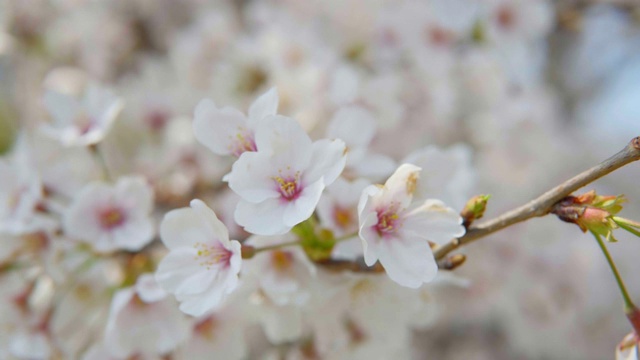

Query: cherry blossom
[244,234,316,306]
[358,164,465,288]
[192,87,278,157]
[155,199,242,316]
[175,303,247,360]
[0,136,54,235]
[104,274,190,358]
[227,115,346,235]
[42,84,123,147]
[63,177,155,252]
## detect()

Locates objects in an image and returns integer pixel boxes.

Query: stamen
[273,170,302,201]
[98,207,126,230]
[193,242,231,270]
[228,126,257,156]
[374,203,402,237]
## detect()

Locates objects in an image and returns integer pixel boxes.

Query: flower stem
[253,239,301,254]
[334,232,358,243]
[89,144,112,181]
[591,230,636,312]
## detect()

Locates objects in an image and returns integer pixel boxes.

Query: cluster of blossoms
[1,0,640,359]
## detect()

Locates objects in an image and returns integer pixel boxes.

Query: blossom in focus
[42,84,124,147]
[192,87,278,157]
[227,115,346,235]
[63,177,155,252]
[358,164,465,288]
[155,199,242,316]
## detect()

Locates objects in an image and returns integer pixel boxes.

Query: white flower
[357,164,465,288]
[175,305,247,360]
[244,234,316,306]
[42,84,123,147]
[192,87,278,157]
[63,177,154,252]
[326,106,395,181]
[104,274,191,358]
[155,199,242,316]
[0,139,47,235]
[227,115,346,235]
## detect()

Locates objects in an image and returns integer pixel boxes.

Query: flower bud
[460,194,490,227]
[441,254,467,270]
[552,191,627,242]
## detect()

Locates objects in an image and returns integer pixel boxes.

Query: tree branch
[433,136,640,261]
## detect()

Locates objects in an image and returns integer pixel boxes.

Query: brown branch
[433,136,640,261]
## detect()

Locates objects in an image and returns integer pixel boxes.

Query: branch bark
[432,136,640,261]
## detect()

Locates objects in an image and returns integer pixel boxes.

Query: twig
[432,136,640,261]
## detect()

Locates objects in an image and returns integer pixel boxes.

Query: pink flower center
[273,171,302,201]
[333,205,355,231]
[194,242,232,270]
[145,109,169,132]
[229,127,257,157]
[374,206,401,237]
[98,207,126,230]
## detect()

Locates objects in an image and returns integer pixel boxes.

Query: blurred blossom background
[1,0,640,359]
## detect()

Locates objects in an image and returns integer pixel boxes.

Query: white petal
[111,218,154,251]
[135,273,167,303]
[234,199,290,236]
[248,87,279,124]
[379,163,422,209]
[304,139,347,186]
[226,152,281,203]
[155,247,210,295]
[350,152,396,181]
[177,277,229,316]
[160,203,218,250]
[377,237,438,288]
[282,179,324,227]
[193,99,250,156]
[260,305,303,344]
[43,91,81,126]
[327,105,376,148]
[359,210,381,266]
[115,176,154,214]
[403,199,465,245]
[190,199,230,246]
[254,115,312,170]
